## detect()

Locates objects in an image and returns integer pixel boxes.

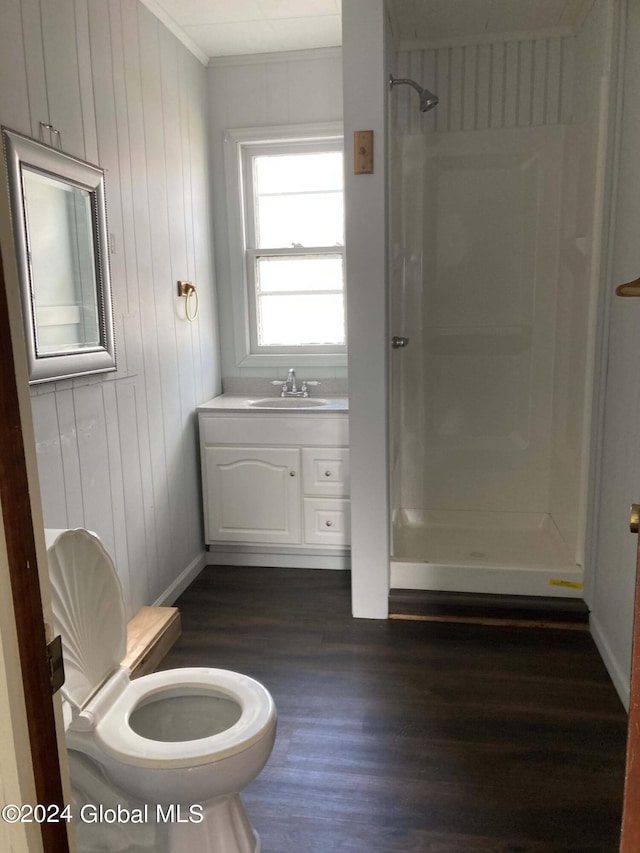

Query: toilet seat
[94,667,275,769]
[46,528,276,770]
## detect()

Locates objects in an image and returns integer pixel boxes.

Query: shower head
[418,87,439,112]
[389,74,439,112]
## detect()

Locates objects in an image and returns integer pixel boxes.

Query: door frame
[0,241,70,847]
[621,531,640,849]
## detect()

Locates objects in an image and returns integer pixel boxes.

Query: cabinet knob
[289,470,296,477]
[325,520,333,527]
[324,470,332,477]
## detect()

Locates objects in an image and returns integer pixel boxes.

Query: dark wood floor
[161,567,628,852]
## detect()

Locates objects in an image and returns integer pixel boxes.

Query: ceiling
[143,0,594,62]
[145,0,342,60]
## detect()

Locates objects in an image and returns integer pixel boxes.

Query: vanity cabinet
[198,408,350,562]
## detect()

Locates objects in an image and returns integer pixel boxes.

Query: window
[225,124,346,365]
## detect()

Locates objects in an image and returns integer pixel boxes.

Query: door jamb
[0,245,69,850]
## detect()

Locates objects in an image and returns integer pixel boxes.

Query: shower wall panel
[394,126,564,515]
[549,0,613,563]
[395,36,575,135]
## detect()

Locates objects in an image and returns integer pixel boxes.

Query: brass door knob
[630,504,640,534]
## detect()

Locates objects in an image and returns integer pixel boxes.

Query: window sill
[236,351,348,368]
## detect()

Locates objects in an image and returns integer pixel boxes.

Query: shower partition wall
[389,0,613,598]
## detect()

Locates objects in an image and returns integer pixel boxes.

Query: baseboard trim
[389,612,589,630]
[389,589,590,630]
[590,612,630,710]
[206,550,350,570]
[153,551,207,606]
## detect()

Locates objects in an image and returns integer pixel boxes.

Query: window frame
[224,123,346,367]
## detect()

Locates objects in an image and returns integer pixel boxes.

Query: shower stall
[387,0,614,598]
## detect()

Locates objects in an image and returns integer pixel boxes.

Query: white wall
[207,49,344,384]
[0,0,219,618]
[343,0,390,618]
[588,0,640,708]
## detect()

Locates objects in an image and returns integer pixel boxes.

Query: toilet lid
[46,529,126,711]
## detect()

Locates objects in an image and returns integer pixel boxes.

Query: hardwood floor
[161,567,627,852]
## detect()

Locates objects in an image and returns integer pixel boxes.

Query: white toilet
[45,528,276,853]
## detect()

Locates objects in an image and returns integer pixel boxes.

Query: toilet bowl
[45,528,276,853]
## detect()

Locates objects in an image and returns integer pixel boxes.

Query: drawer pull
[325,520,333,527]
[324,470,332,477]
[289,470,296,477]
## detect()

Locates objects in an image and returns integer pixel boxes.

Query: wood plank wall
[0,0,219,618]
[394,36,575,134]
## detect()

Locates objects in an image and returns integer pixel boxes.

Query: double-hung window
[226,124,345,364]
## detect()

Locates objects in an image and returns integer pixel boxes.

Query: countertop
[197,394,349,414]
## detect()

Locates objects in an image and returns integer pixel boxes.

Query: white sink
[248,397,330,409]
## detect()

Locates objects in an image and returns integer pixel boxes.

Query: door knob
[391,336,409,349]
[630,504,640,534]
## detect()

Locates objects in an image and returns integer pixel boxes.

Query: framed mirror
[2,128,116,383]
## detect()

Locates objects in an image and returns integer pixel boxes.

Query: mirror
[2,128,116,383]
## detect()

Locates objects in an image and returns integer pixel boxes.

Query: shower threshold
[391,509,582,598]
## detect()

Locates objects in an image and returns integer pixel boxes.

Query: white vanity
[197,395,349,569]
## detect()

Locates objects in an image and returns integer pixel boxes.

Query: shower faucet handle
[391,335,410,349]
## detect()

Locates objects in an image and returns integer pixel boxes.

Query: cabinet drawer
[303,498,350,546]
[302,448,349,496]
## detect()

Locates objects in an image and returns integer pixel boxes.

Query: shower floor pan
[391,509,583,598]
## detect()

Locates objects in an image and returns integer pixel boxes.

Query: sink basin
[249,397,330,409]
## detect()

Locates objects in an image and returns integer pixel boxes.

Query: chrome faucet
[286,368,298,395]
[271,369,320,398]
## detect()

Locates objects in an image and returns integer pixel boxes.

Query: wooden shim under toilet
[123,606,181,678]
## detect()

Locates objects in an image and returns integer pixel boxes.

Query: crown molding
[208,45,342,68]
[138,0,209,66]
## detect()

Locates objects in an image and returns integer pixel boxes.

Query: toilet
[45,528,276,853]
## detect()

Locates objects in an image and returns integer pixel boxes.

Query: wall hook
[38,121,62,150]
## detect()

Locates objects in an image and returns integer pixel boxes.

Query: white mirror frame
[2,128,116,384]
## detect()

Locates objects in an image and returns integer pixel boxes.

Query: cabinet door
[204,446,301,544]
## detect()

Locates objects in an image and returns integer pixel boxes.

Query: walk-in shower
[388,0,613,599]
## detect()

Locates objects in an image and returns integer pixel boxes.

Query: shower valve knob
[391,336,410,349]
